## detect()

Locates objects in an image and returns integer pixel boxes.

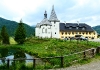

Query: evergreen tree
[14,20,26,44]
[1,25,10,44]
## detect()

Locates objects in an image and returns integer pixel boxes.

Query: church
[35,6,97,40]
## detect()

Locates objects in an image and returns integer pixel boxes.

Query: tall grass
[0,37,100,69]
[1,37,100,57]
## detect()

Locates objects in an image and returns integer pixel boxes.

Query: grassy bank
[0,37,100,69]
[1,37,100,57]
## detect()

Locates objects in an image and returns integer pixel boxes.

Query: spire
[49,5,59,22]
[44,10,47,18]
[52,5,54,11]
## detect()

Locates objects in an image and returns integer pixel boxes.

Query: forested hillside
[92,25,100,34]
[0,17,35,37]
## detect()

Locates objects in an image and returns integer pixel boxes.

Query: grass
[0,37,100,69]
[9,37,17,44]
[1,37,100,57]
[22,37,100,57]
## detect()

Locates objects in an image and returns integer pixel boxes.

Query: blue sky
[0,0,100,27]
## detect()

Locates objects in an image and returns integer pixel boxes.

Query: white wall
[38,25,51,38]
[35,21,60,38]
[51,21,60,38]
[35,27,39,37]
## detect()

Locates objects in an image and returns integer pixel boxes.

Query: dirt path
[49,59,100,70]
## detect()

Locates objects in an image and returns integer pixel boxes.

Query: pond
[0,48,34,65]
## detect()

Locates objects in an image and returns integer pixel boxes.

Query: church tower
[49,5,60,38]
[49,5,60,22]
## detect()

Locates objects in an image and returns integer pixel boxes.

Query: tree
[14,20,26,44]
[1,25,10,44]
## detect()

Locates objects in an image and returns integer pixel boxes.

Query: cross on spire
[44,10,47,18]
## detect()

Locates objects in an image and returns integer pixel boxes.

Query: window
[82,32,84,35]
[54,21,56,24]
[86,32,88,35]
[68,32,70,35]
[72,32,74,35]
[61,36,64,38]
[69,27,72,29]
[76,27,78,29]
[55,32,56,34]
[89,32,91,35]
[65,32,67,35]
[65,37,67,38]
[79,32,81,34]
[85,37,88,38]
[76,32,78,34]
[42,28,45,33]
[45,29,47,33]
[82,27,85,30]
[62,32,64,35]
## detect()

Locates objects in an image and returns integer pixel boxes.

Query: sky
[0,0,100,27]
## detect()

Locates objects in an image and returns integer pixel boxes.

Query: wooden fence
[0,46,100,69]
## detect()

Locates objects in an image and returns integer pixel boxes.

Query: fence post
[33,58,36,69]
[60,56,64,67]
[7,59,10,69]
[91,48,95,57]
[83,51,86,59]
[96,47,100,54]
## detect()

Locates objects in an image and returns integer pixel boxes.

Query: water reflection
[0,48,8,64]
[0,48,33,65]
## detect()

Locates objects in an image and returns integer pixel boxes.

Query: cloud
[0,0,100,26]
[58,0,100,26]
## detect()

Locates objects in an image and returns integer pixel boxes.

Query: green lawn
[1,37,100,58]
[0,37,100,69]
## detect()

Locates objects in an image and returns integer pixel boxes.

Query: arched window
[42,28,45,33]
[72,32,74,35]
[45,29,47,33]
[54,21,56,24]
[65,32,67,35]
[89,32,91,35]
[79,32,81,34]
[62,32,64,35]
[68,32,70,35]
[86,32,88,35]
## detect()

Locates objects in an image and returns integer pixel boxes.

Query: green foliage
[14,20,26,44]
[0,17,35,37]
[0,38,100,69]
[1,25,10,44]
[92,25,100,34]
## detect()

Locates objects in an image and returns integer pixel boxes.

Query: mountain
[92,25,100,34]
[0,17,35,37]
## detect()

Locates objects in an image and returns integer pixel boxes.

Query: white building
[35,5,60,38]
[35,6,98,39]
